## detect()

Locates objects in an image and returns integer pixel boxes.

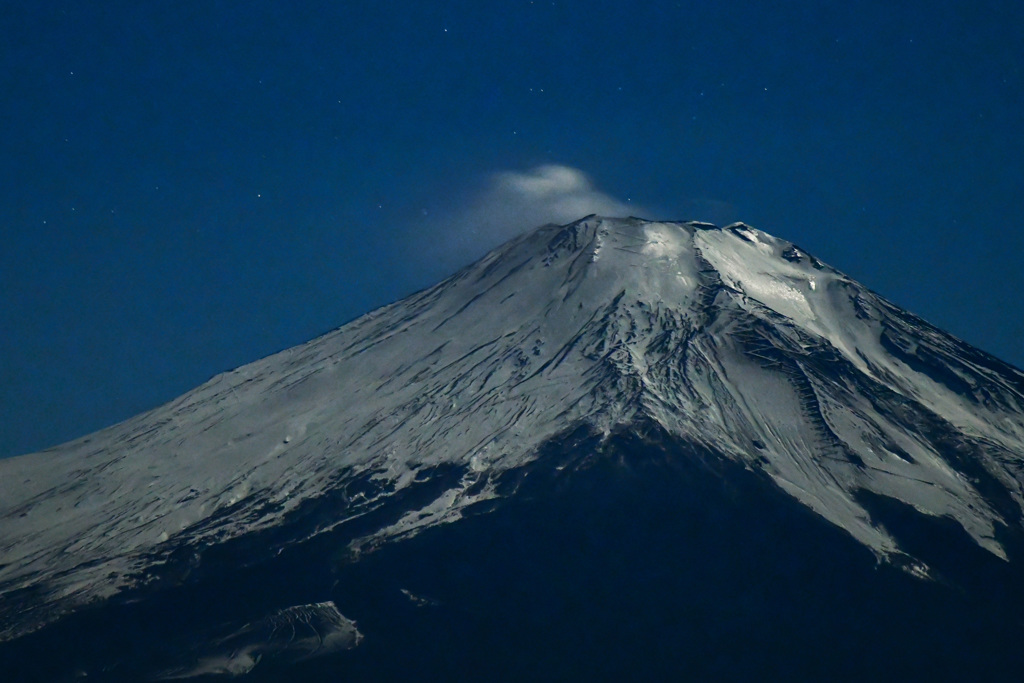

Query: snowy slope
[2,216,1023,643]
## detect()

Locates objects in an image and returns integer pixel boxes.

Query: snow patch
[156,601,361,680]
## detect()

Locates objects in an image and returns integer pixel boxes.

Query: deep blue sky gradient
[2,0,1023,457]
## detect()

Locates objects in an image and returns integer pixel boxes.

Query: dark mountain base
[3,422,1023,682]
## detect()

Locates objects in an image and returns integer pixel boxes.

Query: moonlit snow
[2,216,1023,658]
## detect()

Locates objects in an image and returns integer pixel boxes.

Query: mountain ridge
[2,215,1023,662]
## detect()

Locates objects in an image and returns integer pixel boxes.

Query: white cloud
[429,164,642,269]
[486,164,635,232]
[499,165,591,198]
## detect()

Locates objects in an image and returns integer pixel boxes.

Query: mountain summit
[2,216,1024,681]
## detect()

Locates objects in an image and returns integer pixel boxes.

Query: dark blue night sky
[2,0,1023,458]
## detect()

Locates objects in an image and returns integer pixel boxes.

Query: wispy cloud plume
[469,164,636,241]
[428,164,644,270]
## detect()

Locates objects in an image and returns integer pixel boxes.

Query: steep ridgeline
[2,216,1024,678]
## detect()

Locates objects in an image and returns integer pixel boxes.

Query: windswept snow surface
[2,216,1024,641]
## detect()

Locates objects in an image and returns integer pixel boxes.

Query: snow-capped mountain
[2,216,1023,681]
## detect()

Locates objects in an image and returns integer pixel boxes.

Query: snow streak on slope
[155,601,362,679]
[2,216,1023,641]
